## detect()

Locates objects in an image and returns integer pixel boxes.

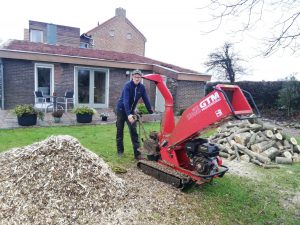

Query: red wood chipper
[136,74,260,189]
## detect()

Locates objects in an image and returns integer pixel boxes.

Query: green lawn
[0,124,299,224]
[0,123,160,167]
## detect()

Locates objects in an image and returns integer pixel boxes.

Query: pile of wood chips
[209,120,300,168]
[0,135,127,224]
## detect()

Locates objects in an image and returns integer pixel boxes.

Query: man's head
[131,69,143,85]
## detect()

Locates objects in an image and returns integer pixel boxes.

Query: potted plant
[51,110,64,123]
[100,112,109,121]
[72,106,96,123]
[13,104,44,126]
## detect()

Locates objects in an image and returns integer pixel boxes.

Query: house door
[35,63,54,97]
[75,67,109,108]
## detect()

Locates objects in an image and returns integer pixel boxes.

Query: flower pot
[101,116,108,121]
[17,114,37,126]
[76,113,93,123]
[53,117,61,123]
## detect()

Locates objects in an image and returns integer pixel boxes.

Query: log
[251,141,271,153]
[272,133,283,141]
[292,153,300,163]
[283,140,291,148]
[275,141,284,150]
[293,157,300,163]
[248,123,263,131]
[228,154,237,161]
[290,137,298,146]
[256,131,269,142]
[240,154,250,162]
[255,119,282,131]
[275,157,293,165]
[233,145,240,161]
[264,130,274,138]
[247,132,258,148]
[250,158,280,168]
[219,152,230,158]
[294,145,300,153]
[232,141,271,164]
[237,120,251,128]
[235,127,252,134]
[250,158,264,166]
[261,140,276,152]
[224,122,238,129]
[216,144,232,154]
[261,147,280,160]
[234,132,251,146]
[262,164,281,169]
[283,151,293,159]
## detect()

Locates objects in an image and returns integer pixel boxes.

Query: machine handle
[213,87,261,120]
[198,165,229,179]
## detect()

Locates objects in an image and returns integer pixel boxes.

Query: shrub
[277,75,300,116]
[13,104,44,120]
[137,103,148,114]
[51,110,64,118]
[72,106,96,115]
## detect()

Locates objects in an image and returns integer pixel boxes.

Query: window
[126,33,132,40]
[74,67,109,108]
[109,29,115,37]
[30,29,43,43]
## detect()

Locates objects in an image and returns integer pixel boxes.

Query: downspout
[0,59,3,110]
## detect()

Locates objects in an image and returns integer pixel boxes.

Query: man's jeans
[116,111,140,158]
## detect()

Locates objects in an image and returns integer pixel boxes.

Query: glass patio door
[75,67,108,108]
[78,69,90,104]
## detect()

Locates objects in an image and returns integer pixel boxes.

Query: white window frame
[34,63,54,95]
[30,29,43,43]
[74,66,109,108]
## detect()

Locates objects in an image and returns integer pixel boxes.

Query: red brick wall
[88,17,145,56]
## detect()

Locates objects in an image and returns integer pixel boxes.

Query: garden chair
[34,91,48,112]
[56,91,74,112]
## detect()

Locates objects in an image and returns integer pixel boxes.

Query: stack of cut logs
[209,120,300,168]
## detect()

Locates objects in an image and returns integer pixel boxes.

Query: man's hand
[128,114,135,123]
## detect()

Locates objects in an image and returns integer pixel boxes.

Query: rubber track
[137,160,191,189]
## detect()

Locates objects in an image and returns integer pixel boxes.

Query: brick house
[0,9,211,112]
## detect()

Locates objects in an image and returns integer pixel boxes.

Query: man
[115,69,153,159]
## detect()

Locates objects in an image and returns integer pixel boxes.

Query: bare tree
[205,42,246,83]
[200,0,300,56]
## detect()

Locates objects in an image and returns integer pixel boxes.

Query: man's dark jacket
[116,80,152,116]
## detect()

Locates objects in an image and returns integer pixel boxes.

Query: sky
[0,0,299,81]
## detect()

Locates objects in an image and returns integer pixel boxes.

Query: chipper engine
[136,74,260,189]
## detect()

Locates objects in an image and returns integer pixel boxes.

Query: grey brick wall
[29,21,80,47]
[108,68,130,110]
[175,80,206,112]
[54,64,74,96]
[3,59,35,109]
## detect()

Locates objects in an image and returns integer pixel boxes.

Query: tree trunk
[275,157,293,164]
